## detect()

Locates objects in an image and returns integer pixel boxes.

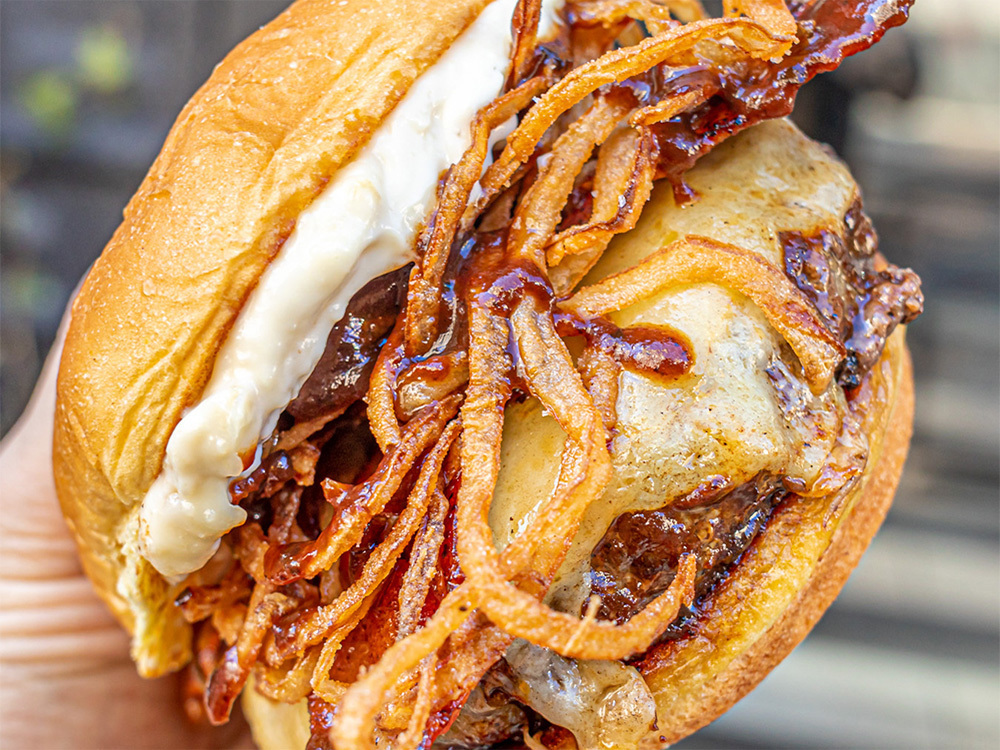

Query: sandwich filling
[140,0,565,579]
[153,2,923,749]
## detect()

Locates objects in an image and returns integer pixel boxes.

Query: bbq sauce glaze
[781,197,923,389]
[652,0,915,200]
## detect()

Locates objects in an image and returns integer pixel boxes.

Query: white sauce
[140,0,563,578]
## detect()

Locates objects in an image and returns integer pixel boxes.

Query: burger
[52,0,924,748]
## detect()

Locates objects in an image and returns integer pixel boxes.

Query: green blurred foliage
[17,70,77,137]
[76,25,133,94]
[15,25,134,140]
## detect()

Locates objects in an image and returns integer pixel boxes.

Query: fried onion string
[405,76,550,355]
[724,0,796,39]
[459,301,695,659]
[396,487,450,640]
[508,0,545,89]
[205,583,294,723]
[268,421,460,663]
[331,588,476,750]
[628,87,711,127]
[475,17,788,211]
[309,587,378,704]
[547,125,657,292]
[252,646,320,703]
[571,0,707,30]
[560,235,845,393]
[507,93,633,268]
[393,654,440,750]
[367,321,405,452]
[578,345,621,431]
[264,395,461,584]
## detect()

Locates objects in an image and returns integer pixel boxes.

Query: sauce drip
[557,312,692,380]
[589,478,785,625]
[781,197,923,388]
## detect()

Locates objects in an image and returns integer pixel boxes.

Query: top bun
[53,0,492,677]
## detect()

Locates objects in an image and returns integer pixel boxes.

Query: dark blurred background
[1,1,997,748]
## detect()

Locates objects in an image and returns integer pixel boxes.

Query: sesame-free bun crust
[53,0,492,677]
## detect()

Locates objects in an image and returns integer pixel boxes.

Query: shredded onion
[405,76,550,354]
[547,126,656,293]
[724,0,796,39]
[571,0,707,30]
[397,488,450,640]
[511,92,633,268]
[268,421,460,663]
[264,395,461,584]
[508,0,545,89]
[476,17,788,209]
[367,322,405,452]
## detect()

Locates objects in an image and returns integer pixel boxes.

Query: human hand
[0,318,253,750]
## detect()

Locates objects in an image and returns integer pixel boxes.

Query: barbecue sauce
[652,0,914,199]
[589,479,785,625]
[781,197,923,388]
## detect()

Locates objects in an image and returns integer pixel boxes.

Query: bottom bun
[242,332,913,749]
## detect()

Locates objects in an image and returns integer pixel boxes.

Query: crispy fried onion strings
[397,488,450,639]
[264,395,460,585]
[458,300,695,658]
[252,646,319,703]
[331,295,695,749]
[474,17,791,213]
[205,570,292,721]
[267,421,460,664]
[578,345,620,431]
[560,235,845,393]
[508,0,544,89]
[547,125,657,293]
[724,0,796,38]
[367,323,405,452]
[508,93,633,268]
[393,654,439,750]
[405,76,550,355]
[234,5,831,747]
[571,0,708,30]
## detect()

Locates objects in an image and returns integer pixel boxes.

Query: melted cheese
[506,640,658,750]
[139,0,564,578]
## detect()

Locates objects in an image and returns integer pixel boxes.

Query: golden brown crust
[642,331,914,745]
[53,0,491,676]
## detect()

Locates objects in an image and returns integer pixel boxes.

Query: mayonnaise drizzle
[139,0,563,578]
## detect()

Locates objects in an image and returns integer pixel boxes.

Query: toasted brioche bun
[236,120,914,748]
[53,0,495,676]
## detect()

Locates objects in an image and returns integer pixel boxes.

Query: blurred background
[1,1,997,747]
